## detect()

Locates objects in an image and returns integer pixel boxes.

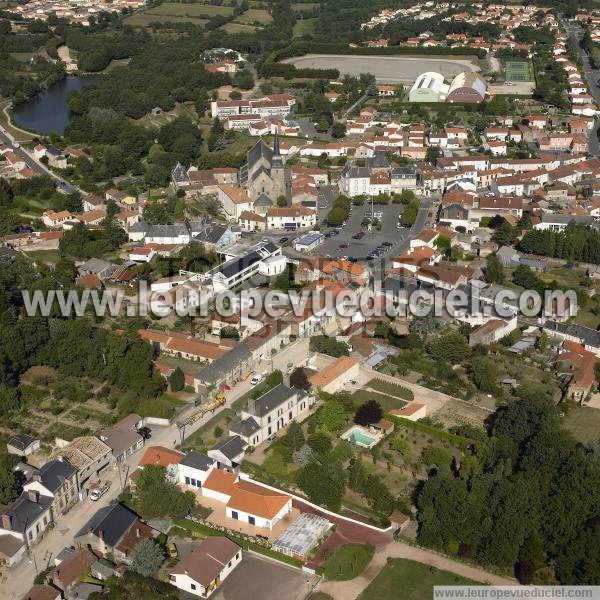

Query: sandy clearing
[283,54,480,84]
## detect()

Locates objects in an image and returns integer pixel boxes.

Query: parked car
[352,231,365,240]
[279,237,289,243]
[382,241,392,247]
[167,542,178,558]
[137,426,152,439]
[89,481,111,501]
[250,373,263,385]
[267,433,277,443]
[339,242,349,249]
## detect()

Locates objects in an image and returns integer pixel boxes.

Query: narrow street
[561,15,600,155]
[3,338,309,600]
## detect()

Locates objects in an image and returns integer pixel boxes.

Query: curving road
[0,120,80,194]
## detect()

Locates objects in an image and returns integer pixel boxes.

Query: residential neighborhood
[3,0,600,599]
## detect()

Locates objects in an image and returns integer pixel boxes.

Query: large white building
[408,72,449,103]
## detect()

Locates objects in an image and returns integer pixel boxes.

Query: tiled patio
[189,488,301,541]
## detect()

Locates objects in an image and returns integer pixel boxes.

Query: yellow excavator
[177,390,226,429]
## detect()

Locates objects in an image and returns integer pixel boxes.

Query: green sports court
[504,60,532,82]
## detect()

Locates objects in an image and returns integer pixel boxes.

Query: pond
[13,76,99,136]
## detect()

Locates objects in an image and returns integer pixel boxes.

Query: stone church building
[240,133,290,213]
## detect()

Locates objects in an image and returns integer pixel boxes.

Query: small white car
[250,373,263,385]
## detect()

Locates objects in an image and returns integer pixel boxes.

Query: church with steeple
[239,132,289,213]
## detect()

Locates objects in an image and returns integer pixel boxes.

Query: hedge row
[385,413,471,448]
[268,40,486,63]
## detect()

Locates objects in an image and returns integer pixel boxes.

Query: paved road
[0,123,80,194]
[3,338,309,599]
[562,16,600,155]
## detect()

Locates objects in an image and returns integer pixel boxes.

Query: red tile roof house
[168,536,241,598]
[201,469,292,530]
[49,547,97,596]
[308,356,360,394]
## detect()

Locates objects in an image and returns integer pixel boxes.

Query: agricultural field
[358,559,478,600]
[291,2,320,11]
[220,21,258,33]
[236,8,272,24]
[4,366,190,450]
[124,2,233,27]
[124,12,209,27]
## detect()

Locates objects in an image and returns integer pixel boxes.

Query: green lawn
[319,543,374,581]
[293,17,317,37]
[23,249,60,264]
[366,378,414,401]
[358,558,478,600]
[180,408,236,451]
[564,405,600,443]
[351,389,408,412]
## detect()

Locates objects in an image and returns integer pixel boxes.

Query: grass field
[237,8,272,24]
[22,249,60,264]
[351,389,408,412]
[293,17,317,36]
[366,378,414,401]
[291,2,320,10]
[564,405,600,443]
[220,21,257,33]
[146,3,233,16]
[319,543,374,581]
[358,559,478,600]
[124,13,209,26]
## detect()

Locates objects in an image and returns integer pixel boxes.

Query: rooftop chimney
[1,513,12,530]
[136,527,141,538]
[99,529,104,541]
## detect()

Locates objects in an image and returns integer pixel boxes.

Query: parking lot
[315,201,428,261]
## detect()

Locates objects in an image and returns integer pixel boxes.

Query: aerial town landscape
[2,0,600,598]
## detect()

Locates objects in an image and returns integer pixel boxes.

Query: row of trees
[519,224,600,264]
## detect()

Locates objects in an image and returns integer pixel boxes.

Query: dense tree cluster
[0,256,164,415]
[309,335,350,358]
[130,464,196,520]
[519,224,600,264]
[416,395,600,583]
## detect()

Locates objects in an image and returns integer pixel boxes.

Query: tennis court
[505,61,532,82]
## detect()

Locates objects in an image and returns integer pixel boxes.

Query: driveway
[210,553,320,600]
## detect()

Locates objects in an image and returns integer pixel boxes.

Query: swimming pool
[341,426,377,448]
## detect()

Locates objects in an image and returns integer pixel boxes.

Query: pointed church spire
[272,129,283,168]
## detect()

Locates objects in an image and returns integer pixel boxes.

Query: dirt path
[319,541,516,599]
